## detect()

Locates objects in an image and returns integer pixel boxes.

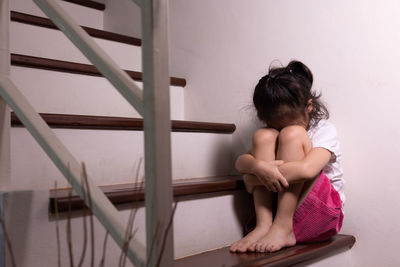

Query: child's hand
[252,160,289,192]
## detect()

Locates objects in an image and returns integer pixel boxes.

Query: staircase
[1,1,355,266]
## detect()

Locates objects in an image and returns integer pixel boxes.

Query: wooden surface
[49,175,244,213]
[11,53,186,87]
[11,113,236,133]
[11,11,141,46]
[61,0,105,10]
[175,234,356,267]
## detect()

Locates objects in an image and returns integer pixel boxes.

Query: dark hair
[253,60,329,129]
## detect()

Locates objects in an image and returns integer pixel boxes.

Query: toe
[230,242,239,252]
[237,245,246,253]
[256,243,265,253]
[261,244,268,253]
[270,244,280,252]
[247,243,256,252]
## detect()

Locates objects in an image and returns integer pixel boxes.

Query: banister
[5,0,175,265]
[141,0,174,266]
[0,0,11,190]
[33,0,144,116]
[0,77,147,266]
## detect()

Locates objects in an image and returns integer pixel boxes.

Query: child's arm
[236,147,331,191]
[279,147,332,184]
[235,154,289,191]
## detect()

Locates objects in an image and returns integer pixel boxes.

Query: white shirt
[307,120,345,204]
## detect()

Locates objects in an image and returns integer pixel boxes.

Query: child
[230,60,344,253]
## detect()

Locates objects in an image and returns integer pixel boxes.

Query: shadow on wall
[232,109,264,173]
[2,191,34,267]
[230,106,265,236]
[210,135,234,177]
[232,189,253,237]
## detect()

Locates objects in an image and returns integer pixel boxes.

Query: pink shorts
[293,171,344,243]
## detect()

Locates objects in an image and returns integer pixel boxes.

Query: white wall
[165,0,400,266]
[103,0,141,38]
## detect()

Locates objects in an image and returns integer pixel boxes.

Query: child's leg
[253,125,312,253]
[230,128,278,253]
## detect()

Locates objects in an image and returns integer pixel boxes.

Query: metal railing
[0,0,10,191]
[0,0,174,266]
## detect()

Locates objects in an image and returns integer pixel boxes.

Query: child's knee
[279,125,309,144]
[252,128,279,147]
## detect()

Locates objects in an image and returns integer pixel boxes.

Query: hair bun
[287,61,313,85]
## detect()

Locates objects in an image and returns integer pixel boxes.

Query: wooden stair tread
[11,113,236,133]
[62,0,105,11]
[11,11,141,46]
[49,175,244,213]
[175,234,356,267]
[11,53,186,87]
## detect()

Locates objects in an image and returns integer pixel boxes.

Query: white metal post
[0,0,10,190]
[142,0,174,266]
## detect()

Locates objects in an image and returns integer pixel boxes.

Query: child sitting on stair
[230,60,345,253]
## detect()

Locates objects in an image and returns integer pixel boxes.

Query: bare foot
[253,223,296,253]
[230,226,270,253]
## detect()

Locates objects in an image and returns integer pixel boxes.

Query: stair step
[3,189,250,262]
[11,127,233,189]
[11,19,142,72]
[11,11,141,46]
[62,0,105,11]
[175,234,356,267]
[10,67,183,119]
[11,0,104,29]
[49,175,243,213]
[11,113,236,133]
[11,53,186,87]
